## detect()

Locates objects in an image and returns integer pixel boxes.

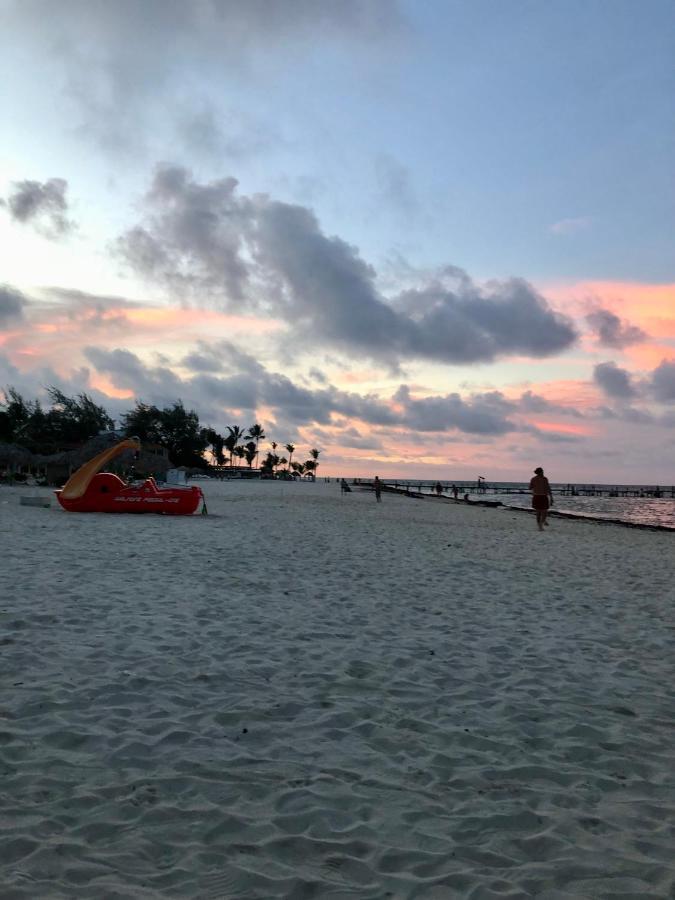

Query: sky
[1,0,674,482]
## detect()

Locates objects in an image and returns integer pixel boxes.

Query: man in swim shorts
[529,466,553,531]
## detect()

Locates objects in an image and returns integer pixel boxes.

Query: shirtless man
[529,466,553,531]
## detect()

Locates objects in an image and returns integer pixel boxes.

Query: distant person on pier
[529,466,553,531]
[374,476,382,502]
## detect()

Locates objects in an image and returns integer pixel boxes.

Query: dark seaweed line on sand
[360,484,675,533]
[508,505,675,533]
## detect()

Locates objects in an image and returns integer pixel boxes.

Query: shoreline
[357,482,675,533]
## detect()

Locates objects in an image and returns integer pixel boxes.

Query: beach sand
[1,480,674,899]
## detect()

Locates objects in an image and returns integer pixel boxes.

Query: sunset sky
[1,0,674,482]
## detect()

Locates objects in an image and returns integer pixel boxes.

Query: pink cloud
[544,280,675,338]
[530,421,595,436]
[2,298,282,377]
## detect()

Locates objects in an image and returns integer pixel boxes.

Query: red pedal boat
[55,438,204,515]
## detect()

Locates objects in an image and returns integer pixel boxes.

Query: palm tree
[233,445,246,467]
[244,441,257,468]
[259,451,279,476]
[248,424,266,468]
[291,461,305,477]
[225,426,246,467]
[285,443,295,471]
[303,459,316,480]
[309,448,320,480]
[203,428,225,466]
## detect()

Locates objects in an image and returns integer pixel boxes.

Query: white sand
[1,480,674,899]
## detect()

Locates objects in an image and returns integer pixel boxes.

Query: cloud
[517,389,584,418]
[548,217,591,235]
[531,430,583,443]
[115,167,250,302]
[650,359,675,403]
[374,154,418,217]
[2,178,75,238]
[81,340,552,440]
[393,385,517,435]
[311,426,384,451]
[83,343,396,431]
[593,361,636,399]
[0,350,131,423]
[83,346,184,403]
[42,286,141,330]
[0,285,27,323]
[116,165,578,367]
[174,102,281,163]
[308,367,328,385]
[7,1,406,153]
[586,308,647,348]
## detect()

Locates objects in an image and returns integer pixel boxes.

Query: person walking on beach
[529,466,553,531]
[435,481,443,496]
[451,484,459,500]
[340,478,351,494]
[374,476,382,502]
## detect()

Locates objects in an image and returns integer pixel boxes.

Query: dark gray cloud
[621,406,656,424]
[115,168,250,302]
[182,350,225,374]
[650,359,675,403]
[84,347,184,404]
[312,426,384,451]
[2,178,74,238]
[116,166,578,367]
[586,308,647,348]
[182,340,265,380]
[393,385,517,435]
[0,285,26,323]
[81,342,536,438]
[84,343,396,432]
[42,286,141,330]
[392,277,577,362]
[308,367,329,385]
[593,361,636,399]
[518,389,584,418]
[0,351,130,425]
[530,430,583,443]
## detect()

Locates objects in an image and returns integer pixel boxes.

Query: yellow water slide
[60,438,141,500]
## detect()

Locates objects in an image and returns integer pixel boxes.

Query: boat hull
[56,473,203,515]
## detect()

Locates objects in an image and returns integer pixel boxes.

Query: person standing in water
[529,466,553,531]
[374,476,382,502]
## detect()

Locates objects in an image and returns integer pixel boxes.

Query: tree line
[0,387,321,477]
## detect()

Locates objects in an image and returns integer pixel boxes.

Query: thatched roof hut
[35,433,172,485]
[0,443,34,469]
